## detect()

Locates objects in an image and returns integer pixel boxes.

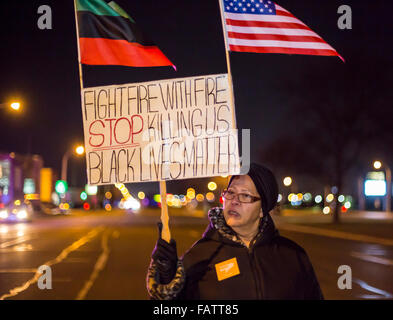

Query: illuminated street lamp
[61,144,85,182]
[373,160,391,212]
[283,177,292,187]
[373,161,382,170]
[76,145,85,155]
[0,101,21,111]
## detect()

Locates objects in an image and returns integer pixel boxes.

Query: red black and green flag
[76,0,175,68]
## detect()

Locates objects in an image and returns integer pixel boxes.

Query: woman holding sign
[146,163,323,300]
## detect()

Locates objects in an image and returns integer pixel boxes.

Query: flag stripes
[222,0,343,61]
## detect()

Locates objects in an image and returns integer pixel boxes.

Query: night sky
[0,0,392,192]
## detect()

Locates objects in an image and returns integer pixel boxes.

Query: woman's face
[223,175,262,232]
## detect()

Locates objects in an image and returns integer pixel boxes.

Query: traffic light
[80,191,88,201]
[55,180,68,194]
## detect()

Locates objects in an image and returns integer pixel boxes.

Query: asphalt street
[0,209,392,300]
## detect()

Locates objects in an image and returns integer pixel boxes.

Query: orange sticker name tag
[215,257,240,281]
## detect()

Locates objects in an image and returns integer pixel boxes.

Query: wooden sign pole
[159,181,171,243]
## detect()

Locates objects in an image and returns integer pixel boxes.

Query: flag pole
[218,0,240,173]
[73,0,84,90]
[217,0,237,130]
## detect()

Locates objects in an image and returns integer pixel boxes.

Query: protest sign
[81,73,240,185]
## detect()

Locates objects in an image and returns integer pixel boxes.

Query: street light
[61,144,85,182]
[373,160,391,212]
[0,101,21,112]
[76,145,85,155]
[283,177,292,187]
[373,161,382,170]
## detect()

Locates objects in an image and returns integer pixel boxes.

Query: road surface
[0,208,392,300]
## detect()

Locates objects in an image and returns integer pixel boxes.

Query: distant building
[0,152,45,205]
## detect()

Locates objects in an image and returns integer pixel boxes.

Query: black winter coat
[147,207,323,300]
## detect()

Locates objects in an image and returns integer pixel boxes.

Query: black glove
[152,222,178,284]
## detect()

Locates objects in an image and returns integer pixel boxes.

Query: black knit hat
[228,163,278,216]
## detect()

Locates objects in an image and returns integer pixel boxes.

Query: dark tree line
[260,60,393,223]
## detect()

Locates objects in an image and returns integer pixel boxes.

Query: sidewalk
[273,210,393,244]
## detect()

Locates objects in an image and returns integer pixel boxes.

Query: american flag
[221,0,344,61]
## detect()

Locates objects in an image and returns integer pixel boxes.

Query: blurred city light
[52,192,60,205]
[16,210,27,220]
[373,161,382,170]
[105,204,112,211]
[105,192,112,199]
[303,193,312,202]
[344,201,351,209]
[283,177,292,187]
[85,184,98,195]
[0,210,8,219]
[364,180,386,196]
[338,195,345,203]
[75,145,85,155]
[10,102,21,111]
[55,180,68,194]
[208,182,217,191]
[323,206,330,214]
[315,195,322,204]
[196,194,204,202]
[123,198,141,210]
[187,188,196,200]
[80,191,88,201]
[138,191,145,200]
[326,194,334,203]
[277,194,282,203]
[206,192,215,202]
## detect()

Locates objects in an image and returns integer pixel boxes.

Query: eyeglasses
[222,189,261,203]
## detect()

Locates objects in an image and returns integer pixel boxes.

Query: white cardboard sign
[81,73,240,185]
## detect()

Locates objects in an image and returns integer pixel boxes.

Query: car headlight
[17,210,28,220]
[0,210,8,219]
